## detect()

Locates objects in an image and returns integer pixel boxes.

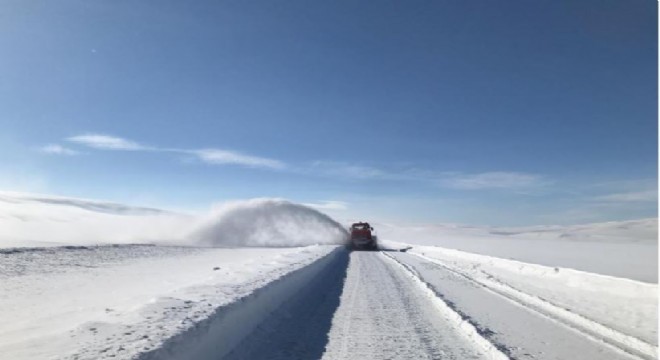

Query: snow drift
[188,199,348,247]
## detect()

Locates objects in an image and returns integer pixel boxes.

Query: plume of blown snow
[0,192,347,249]
[188,198,348,247]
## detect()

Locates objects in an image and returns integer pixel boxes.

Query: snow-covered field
[376,219,658,282]
[0,192,656,359]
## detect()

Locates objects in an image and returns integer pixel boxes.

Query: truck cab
[349,222,378,250]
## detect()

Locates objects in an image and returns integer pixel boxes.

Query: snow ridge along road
[138,247,348,360]
[409,252,658,360]
[380,252,511,360]
[0,245,340,360]
[387,251,652,360]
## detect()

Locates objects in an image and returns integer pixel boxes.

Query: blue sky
[0,0,656,225]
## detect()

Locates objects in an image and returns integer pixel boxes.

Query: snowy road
[318,251,655,360]
[322,251,495,360]
[385,252,652,360]
[2,246,655,360]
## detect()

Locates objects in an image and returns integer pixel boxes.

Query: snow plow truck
[349,222,378,250]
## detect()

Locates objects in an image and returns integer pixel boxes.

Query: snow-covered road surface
[387,252,653,360]
[2,245,655,359]
[322,251,501,360]
[322,250,655,360]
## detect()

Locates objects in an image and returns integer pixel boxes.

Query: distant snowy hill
[0,191,191,248]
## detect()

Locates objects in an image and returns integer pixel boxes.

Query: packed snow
[322,251,506,360]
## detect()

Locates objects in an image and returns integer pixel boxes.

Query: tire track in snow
[391,252,647,360]
[380,252,512,360]
[322,251,509,360]
[408,252,657,360]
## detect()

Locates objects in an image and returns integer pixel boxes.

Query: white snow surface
[405,246,658,347]
[0,244,337,360]
[321,250,656,360]
[376,218,658,282]
[1,191,657,359]
[385,251,656,360]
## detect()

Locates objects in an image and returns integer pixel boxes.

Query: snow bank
[0,245,338,360]
[188,199,348,247]
[138,247,348,360]
[0,192,347,248]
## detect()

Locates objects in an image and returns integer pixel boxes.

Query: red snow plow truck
[349,222,378,250]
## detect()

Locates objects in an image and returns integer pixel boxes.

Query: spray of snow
[0,192,347,248]
[188,199,348,247]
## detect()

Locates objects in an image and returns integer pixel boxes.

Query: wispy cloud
[60,133,285,170]
[438,171,543,190]
[67,134,148,151]
[40,144,80,156]
[307,162,545,191]
[191,149,285,169]
[309,161,392,180]
[49,133,546,188]
[303,200,348,210]
[593,190,658,203]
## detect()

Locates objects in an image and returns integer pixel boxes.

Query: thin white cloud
[61,133,286,170]
[191,149,286,169]
[40,144,79,156]
[439,171,543,190]
[303,200,348,211]
[55,133,545,185]
[309,161,391,180]
[308,162,545,191]
[67,134,147,150]
[594,190,658,203]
